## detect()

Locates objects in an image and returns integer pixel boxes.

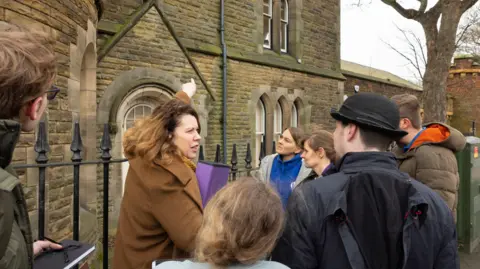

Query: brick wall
[0,0,97,241]
[447,57,480,134]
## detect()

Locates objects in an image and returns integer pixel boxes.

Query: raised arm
[175,78,196,104]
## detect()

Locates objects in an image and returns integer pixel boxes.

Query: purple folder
[196,161,231,206]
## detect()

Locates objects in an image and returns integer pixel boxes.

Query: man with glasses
[0,24,62,268]
[391,94,466,222]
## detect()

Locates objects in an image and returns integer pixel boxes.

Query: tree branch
[381,0,422,19]
[412,33,428,67]
[422,0,442,24]
[456,4,480,54]
[382,25,425,81]
[461,0,479,13]
[418,0,428,13]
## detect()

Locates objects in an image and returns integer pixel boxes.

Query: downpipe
[220,0,227,163]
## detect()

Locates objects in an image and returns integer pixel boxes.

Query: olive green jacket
[0,120,34,268]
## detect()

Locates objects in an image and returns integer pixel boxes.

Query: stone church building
[1,0,427,266]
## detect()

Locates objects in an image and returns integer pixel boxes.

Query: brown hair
[0,23,56,119]
[123,99,200,165]
[391,94,422,129]
[195,177,284,268]
[285,127,305,147]
[304,130,336,162]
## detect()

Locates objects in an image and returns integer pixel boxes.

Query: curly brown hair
[123,98,201,165]
[194,177,284,268]
[0,23,56,119]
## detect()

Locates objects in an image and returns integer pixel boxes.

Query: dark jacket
[0,120,34,269]
[298,164,337,187]
[272,152,458,269]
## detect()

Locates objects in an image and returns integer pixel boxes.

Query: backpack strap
[334,209,368,269]
[0,189,14,258]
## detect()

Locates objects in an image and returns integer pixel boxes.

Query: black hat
[330,93,408,138]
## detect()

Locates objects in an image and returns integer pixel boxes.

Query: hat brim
[330,110,408,139]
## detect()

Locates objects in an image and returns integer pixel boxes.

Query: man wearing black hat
[271,93,458,269]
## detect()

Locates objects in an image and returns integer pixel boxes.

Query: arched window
[274,102,283,141]
[116,86,172,195]
[256,99,266,167]
[291,103,298,127]
[281,0,289,53]
[124,104,153,130]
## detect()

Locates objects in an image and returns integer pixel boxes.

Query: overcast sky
[340,0,478,84]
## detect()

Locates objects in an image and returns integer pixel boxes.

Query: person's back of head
[390,94,423,145]
[330,93,407,160]
[0,23,56,131]
[195,177,284,267]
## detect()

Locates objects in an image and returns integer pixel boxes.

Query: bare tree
[382,24,427,83]
[456,6,480,58]
[384,6,479,84]
[379,0,478,122]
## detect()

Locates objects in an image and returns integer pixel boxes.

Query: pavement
[460,248,480,269]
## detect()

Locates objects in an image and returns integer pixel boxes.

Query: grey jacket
[252,154,311,189]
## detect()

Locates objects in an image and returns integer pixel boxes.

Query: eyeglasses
[47,85,60,100]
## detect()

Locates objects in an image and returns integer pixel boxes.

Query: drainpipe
[220,0,227,163]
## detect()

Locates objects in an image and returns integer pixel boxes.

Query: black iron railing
[12,121,266,268]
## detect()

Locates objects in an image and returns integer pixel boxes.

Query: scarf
[181,155,197,172]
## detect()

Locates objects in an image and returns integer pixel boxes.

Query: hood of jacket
[397,122,466,154]
[0,120,21,169]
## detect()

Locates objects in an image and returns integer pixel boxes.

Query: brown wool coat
[394,123,466,223]
[113,91,203,269]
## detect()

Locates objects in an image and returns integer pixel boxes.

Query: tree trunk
[421,3,464,123]
[422,62,449,123]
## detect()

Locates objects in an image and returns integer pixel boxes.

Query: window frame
[263,0,273,49]
[123,104,154,131]
[280,0,289,53]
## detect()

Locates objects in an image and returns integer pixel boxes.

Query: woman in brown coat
[113,80,203,269]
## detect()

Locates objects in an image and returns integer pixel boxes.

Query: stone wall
[95,0,344,229]
[302,0,341,70]
[343,74,423,100]
[1,0,98,241]
[447,57,480,134]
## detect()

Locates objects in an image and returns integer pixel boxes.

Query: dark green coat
[0,120,34,268]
